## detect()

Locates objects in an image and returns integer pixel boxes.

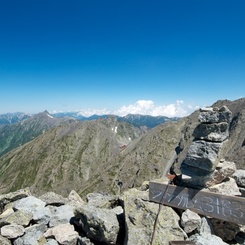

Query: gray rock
[49,205,74,227]
[45,239,59,245]
[205,161,237,186]
[3,209,33,227]
[86,192,119,209]
[13,196,46,214]
[198,217,215,235]
[181,160,237,188]
[198,106,232,123]
[193,122,229,142]
[0,208,14,219]
[232,169,245,187]
[0,224,25,239]
[39,192,67,206]
[181,209,201,233]
[189,233,229,245]
[44,223,79,245]
[123,188,185,245]
[67,190,85,208]
[207,177,241,196]
[33,206,52,225]
[13,223,47,245]
[0,235,11,245]
[78,236,94,245]
[184,140,223,172]
[0,188,31,213]
[75,204,120,244]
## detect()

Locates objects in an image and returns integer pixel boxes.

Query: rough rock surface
[0,183,244,245]
[123,188,185,245]
[75,204,120,244]
[181,209,201,233]
[180,106,239,190]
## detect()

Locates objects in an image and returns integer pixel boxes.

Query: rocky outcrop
[123,188,185,244]
[0,184,244,245]
[180,106,240,192]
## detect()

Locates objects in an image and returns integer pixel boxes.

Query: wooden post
[149,182,245,225]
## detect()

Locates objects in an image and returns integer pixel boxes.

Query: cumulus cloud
[77,108,111,117]
[74,100,199,118]
[114,100,199,117]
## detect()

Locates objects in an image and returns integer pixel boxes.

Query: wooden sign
[149,182,245,225]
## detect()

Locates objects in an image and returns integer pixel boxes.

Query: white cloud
[77,108,111,117]
[74,100,199,118]
[114,100,199,117]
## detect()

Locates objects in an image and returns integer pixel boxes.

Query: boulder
[207,178,241,196]
[13,223,47,245]
[33,206,52,225]
[49,205,74,227]
[0,208,14,219]
[181,209,201,233]
[39,192,67,206]
[232,169,245,187]
[189,233,229,245]
[0,224,25,239]
[123,188,185,245]
[66,190,85,208]
[184,140,223,172]
[198,106,232,123]
[86,192,119,209]
[193,122,229,142]
[45,239,59,245]
[3,209,33,227]
[0,188,31,213]
[44,223,79,245]
[13,196,46,214]
[75,204,120,244]
[0,235,11,245]
[181,160,237,188]
[197,217,215,235]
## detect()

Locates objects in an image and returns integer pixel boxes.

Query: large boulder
[0,188,31,213]
[44,223,79,245]
[86,192,119,209]
[183,140,223,172]
[193,122,229,142]
[123,188,185,245]
[198,106,232,123]
[232,169,245,187]
[181,209,201,233]
[75,204,120,244]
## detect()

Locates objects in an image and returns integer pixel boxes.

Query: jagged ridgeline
[0,98,245,198]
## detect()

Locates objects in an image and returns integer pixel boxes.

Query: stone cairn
[180,106,240,195]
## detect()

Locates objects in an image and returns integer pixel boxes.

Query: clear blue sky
[0,0,244,116]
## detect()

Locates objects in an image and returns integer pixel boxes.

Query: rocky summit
[0,98,245,244]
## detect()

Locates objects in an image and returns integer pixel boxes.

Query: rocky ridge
[0,111,75,158]
[0,105,245,244]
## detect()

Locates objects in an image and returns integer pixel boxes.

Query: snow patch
[111,126,118,133]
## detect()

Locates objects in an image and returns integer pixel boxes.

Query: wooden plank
[149,182,245,225]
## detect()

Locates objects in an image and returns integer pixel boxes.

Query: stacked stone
[180,106,239,190]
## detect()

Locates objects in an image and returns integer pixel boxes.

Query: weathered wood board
[149,182,245,225]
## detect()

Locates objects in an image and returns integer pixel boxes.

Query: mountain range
[0,98,244,198]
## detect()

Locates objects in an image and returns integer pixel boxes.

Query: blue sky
[0,0,244,117]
